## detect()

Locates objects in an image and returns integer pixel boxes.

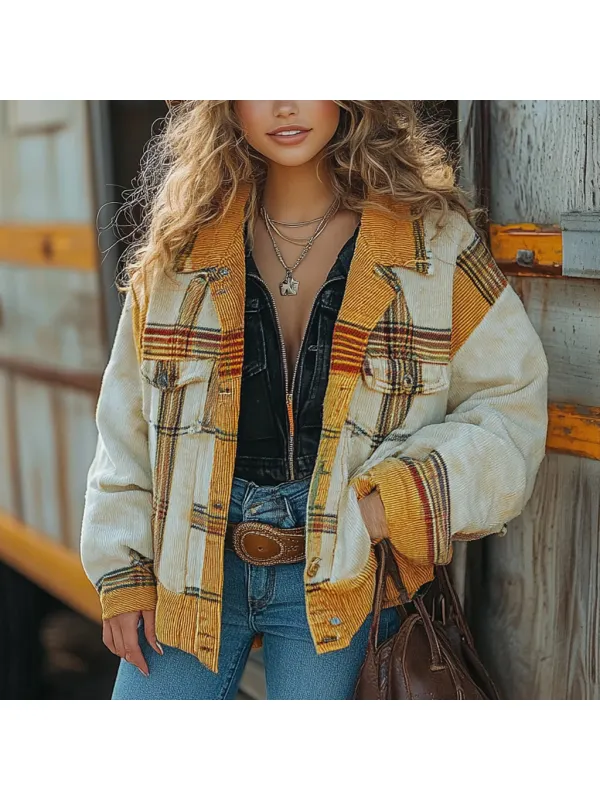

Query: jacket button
[157,372,169,389]
[402,374,413,388]
[306,557,321,578]
[330,617,342,626]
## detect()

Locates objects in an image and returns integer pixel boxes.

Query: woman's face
[234,101,340,167]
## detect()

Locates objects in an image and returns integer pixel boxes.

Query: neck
[261,158,335,222]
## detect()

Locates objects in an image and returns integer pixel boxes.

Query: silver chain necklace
[263,209,331,247]
[260,197,340,296]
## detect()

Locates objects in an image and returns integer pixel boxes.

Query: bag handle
[367,539,391,651]
[368,540,444,669]
[435,564,476,650]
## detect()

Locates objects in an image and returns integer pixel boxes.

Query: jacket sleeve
[80,282,156,619]
[351,224,549,595]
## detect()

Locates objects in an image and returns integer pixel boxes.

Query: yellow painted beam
[0,223,97,270]
[0,510,100,621]
[547,403,600,461]
[490,223,563,277]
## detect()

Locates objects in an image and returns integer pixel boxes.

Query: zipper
[250,274,341,480]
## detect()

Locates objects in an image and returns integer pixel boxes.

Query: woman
[80,101,548,700]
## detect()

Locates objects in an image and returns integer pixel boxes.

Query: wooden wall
[0,101,103,551]
[459,100,600,699]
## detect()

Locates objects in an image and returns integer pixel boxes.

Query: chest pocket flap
[140,358,213,390]
[140,357,216,429]
[361,355,450,396]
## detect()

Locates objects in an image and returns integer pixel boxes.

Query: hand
[358,490,390,544]
[102,609,163,676]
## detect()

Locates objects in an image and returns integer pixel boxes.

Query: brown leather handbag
[354,539,500,700]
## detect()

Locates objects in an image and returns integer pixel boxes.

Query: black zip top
[233,225,359,486]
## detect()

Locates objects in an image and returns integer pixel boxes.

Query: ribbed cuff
[352,458,441,565]
[98,563,157,620]
[351,460,439,595]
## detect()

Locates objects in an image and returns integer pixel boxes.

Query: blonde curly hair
[116,100,480,293]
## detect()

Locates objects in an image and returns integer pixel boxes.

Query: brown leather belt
[225,521,305,566]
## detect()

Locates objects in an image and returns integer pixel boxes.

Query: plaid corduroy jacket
[80,184,548,673]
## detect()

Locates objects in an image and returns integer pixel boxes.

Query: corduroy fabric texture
[80,184,549,673]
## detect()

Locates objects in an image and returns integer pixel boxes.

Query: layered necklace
[260,196,340,296]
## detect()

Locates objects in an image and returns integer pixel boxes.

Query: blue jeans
[111,476,402,700]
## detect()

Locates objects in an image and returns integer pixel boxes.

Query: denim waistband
[228,476,311,529]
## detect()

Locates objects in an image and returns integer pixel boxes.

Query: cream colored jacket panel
[80,287,157,616]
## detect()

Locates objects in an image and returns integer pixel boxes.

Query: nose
[273,100,298,118]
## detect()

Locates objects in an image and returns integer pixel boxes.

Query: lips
[267,124,311,136]
[267,125,311,145]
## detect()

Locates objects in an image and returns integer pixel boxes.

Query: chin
[264,146,324,168]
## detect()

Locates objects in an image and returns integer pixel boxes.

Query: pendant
[279,272,299,296]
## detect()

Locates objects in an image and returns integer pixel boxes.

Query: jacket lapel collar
[178,183,251,380]
[179,182,252,275]
[328,194,433,390]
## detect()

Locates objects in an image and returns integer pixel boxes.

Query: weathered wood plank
[490,101,600,224]
[1,101,93,222]
[0,265,105,373]
[60,388,99,551]
[509,276,600,407]
[472,453,600,699]
[14,376,62,542]
[0,371,18,515]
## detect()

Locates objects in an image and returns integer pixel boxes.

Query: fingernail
[137,667,149,677]
[156,642,164,655]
